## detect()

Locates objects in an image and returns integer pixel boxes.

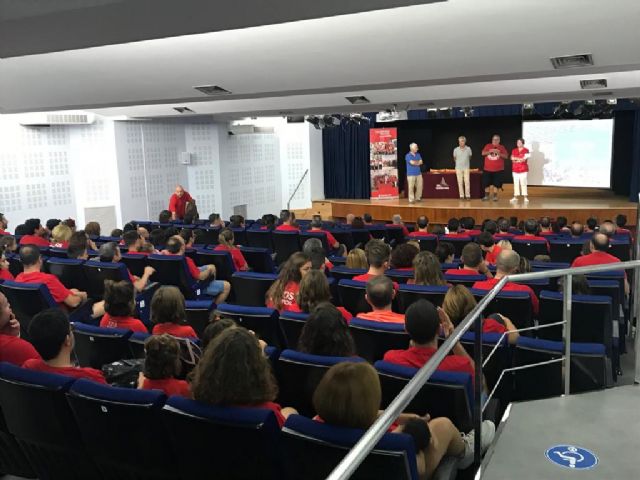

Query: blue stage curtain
[628,110,640,202]
[322,122,371,199]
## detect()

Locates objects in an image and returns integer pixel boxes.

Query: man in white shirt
[453,136,472,199]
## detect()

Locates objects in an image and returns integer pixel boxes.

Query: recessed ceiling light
[194,85,232,95]
[580,79,607,89]
[550,53,594,69]
[345,96,370,105]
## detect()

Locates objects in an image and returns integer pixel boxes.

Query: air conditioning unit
[19,112,96,126]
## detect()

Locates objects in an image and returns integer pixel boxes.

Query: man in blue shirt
[405,143,424,203]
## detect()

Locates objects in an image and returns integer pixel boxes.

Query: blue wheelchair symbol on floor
[545,445,598,470]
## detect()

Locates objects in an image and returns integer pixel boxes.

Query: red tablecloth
[404,171,483,199]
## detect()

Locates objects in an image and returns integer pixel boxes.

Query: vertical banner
[369,127,399,199]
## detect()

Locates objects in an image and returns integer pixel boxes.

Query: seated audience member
[50,224,72,248]
[163,236,230,303]
[149,228,166,249]
[494,218,512,238]
[16,245,88,308]
[179,228,196,249]
[363,213,374,225]
[357,276,404,324]
[14,224,28,236]
[67,231,90,259]
[558,274,592,296]
[570,222,584,238]
[387,214,410,237]
[435,241,455,264]
[585,217,598,233]
[345,213,355,226]
[0,235,17,253]
[18,218,50,247]
[191,328,297,428]
[24,309,106,383]
[0,292,40,365]
[295,271,351,322]
[123,222,137,233]
[1,249,13,281]
[473,250,539,315]
[513,218,550,252]
[408,216,436,239]
[445,243,492,278]
[137,226,150,241]
[99,280,148,333]
[98,242,155,292]
[309,216,341,251]
[139,334,190,397]
[110,229,123,238]
[352,239,391,282]
[615,214,631,238]
[183,201,199,225]
[442,218,468,238]
[0,213,9,235]
[208,213,224,229]
[572,232,628,294]
[158,210,172,224]
[477,231,502,265]
[517,256,531,274]
[313,362,494,476]
[297,303,355,356]
[45,219,61,239]
[201,318,237,351]
[351,216,367,230]
[389,243,419,270]
[266,252,312,310]
[442,285,519,344]
[510,217,520,232]
[62,218,76,231]
[460,217,481,236]
[303,238,333,271]
[539,216,553,236]
[123,230,145,253]
[383,299,475,376]
[150,286,198,338]
[214,228,249,271]
[482,220,498,235]
[346,248,368,269]
[496,239,512,251]
[410,251,447,286]
[598,221,616,238]
[84,221,101,238]
[258,213,277,231]
[275,210,298,231]
[432,225,445,236]
[556,216,569,233]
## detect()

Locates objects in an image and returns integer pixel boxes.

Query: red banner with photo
[370,128,399,199]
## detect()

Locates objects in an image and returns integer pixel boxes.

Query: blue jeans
[198,266,225,296]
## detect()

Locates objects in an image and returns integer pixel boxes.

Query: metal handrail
[327,258,640,480]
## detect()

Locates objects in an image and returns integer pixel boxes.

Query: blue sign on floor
[545,445,598,470]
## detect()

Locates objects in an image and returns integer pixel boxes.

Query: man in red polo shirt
[275,210,299,232]
[473,250,539,315]
[477,232,502,265]
[168,185,194,220]
[494,218,513,239]
[572,232,629,294]
[481,134,508,202]
[460,217,481,237]
[408,216,436,239]
[383,299,480,382]
[442,218,470,239]
[445,243,492,278]
[538,217,555,236]
[15,245,88,308]
[309,216,340,251]
[97,242,155,292]
[386,214,410,237]
[0,292,40,366]
[0,213,9,235]
[513,219,550,253]
[357,276,404,324]
[18,218,50,248]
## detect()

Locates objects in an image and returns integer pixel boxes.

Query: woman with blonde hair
[50,224,72,248]
[214,228,249,271]
[346,248,368,269]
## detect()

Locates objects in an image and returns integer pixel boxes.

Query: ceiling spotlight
[427,108,437,119]
[553,101,571,118]
[306,116,322,129]
[323,115,342,127]
[522,103,535,115]
[438,107,451,118]
[461,106,474,117]
[606,98,618,105]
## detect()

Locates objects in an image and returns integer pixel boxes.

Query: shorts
[482,170,503,189]
[198,265,225,296]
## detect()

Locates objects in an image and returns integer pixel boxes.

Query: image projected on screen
[522,119,613,188]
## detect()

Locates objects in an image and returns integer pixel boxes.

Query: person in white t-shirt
[453,136,472,199]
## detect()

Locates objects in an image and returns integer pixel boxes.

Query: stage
[312,186,638,226]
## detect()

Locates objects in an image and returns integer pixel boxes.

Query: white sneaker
[457,420,496,470]
[509,197,517,204]
[524,197,529,204]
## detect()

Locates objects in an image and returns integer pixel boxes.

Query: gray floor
[481,385,640,479]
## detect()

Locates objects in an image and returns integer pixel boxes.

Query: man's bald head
[366,275,394,309]
[175,185,185,197]
[496,249,520,275]
[591,232,610,252]
[599,221,616,238]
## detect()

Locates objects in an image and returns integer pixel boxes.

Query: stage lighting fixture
[461,106,474,117]
[438,107,451,118]
[606,98,618,105]
[427,108,438,119]
[553,101,571,118]
[323,115,342,127]
[522,103,535,115]
[306,116,322,129]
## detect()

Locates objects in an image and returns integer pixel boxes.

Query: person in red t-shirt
[139,334,190,397]
[214,228,249,271]
[168,185,194,221]
[0,213,9,236]
[512,219,550,253]
[572,232,629,295]
[383,299,483,389]
[509,138,530,204]
[0,249,14,281]
[476,232,502,265]
[297,303,355,354]
[266,252,312,310]
[23,308,106,384]
[18,218,50,248]
[150,286,198,338]
[191,328,298,428]
[357,276,405,324]
[352,239,391,283]
[408,216,437,239]
[445,243,492,278]
[294,270,352,323]
[98,242,155,292]
[386,214,410,238]
[15,245,88,308]
[481,135,508,202]
[100,280,148,333]
[441,218,470,239]
[473,249,539,315]
[275,210,299,232]
[0,292,41,365]
[50,224,72,249]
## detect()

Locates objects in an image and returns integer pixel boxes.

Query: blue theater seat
[215,304,284,348]
[147,254,206,299]
[384,269,414,284]
[384,225,406,245]
[300,231,331,254]
[246,229,274,251]
[67,379,175,480]
[194,249,236,281]
[0,363,100,479]
[278,311,309,349]
[119,252,148,278]
[330,266,368,282]
[281,414,419,480]
[44,257,87,291]
[351,229,373,247]
[162,397,283,480]
[444,273,487,288]
[184,299,215,337]
[82,260,130,299]
[230,271,278,307]
[549,239,584,263]
[71,323,133,370]
[276,350,365,417]
[272,231,301,265]
[438,236,472,257]
[194,227,220,246]
[396,284,449,313]
[470,288,533,330]
[337,279,371,316]
[128,331,151,359]
[410,235,438,252]
[331,230,354,250]
[511,239,549,260]
[238,246,276,273]
[349,318,409,363]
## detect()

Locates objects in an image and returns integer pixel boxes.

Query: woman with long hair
[266,252,311,311]
[214,228,249,271]
[296,271,351,322]
[297,303,355,356]
[410,251,447,286]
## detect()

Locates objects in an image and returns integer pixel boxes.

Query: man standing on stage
[453,136,472,200]
[481,134,508,202]
[405,143,423,204]
[168,185,194,220]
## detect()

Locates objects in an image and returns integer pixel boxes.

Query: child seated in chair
[139,334,190,397]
